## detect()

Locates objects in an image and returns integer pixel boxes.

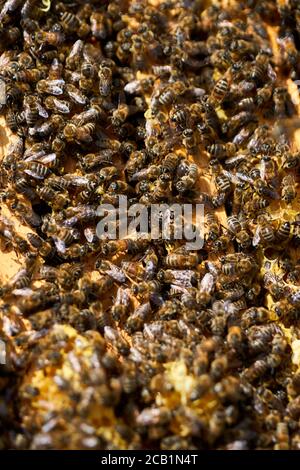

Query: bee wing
[101,261,126,283]
[267,63,276,82]
[199,273,215,293]
[235,171,254,184]
[47,79,65,95]
[225,154,246,167]
[171,270,195,287]
[145,118,155,137]
[37,153,57,165]
[83,227,95,242]
[63,216,78,228]
[144,323,163,340]
[252,226,261,247]
[283,174,295,184]
[53,98,71,114]
[67,175,90,187]
[149,292,164,307]
[260,159,266,180]
[11,268,27,284]
[24,149,47,161]
[24,168,45,180]
[116,287,131,304]
[104,326,119,342]
[53,237,66,253]
[124,80,140,94]
[206,261,219,276]
[66,87,87,105]
[12,288,34,297]
[170,283,188,293]
[191,87,206,98]
[37,102,49,118]
[129,347,143,363]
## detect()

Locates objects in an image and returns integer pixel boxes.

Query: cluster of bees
[1,0,300,450]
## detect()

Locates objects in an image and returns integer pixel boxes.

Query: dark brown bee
[207,143,237,160]
[60,11,80,32]
[176,163,199,192]
[16,160,50,180]
[205,212,221,241]
[215,173,231,193]
[277,221,291,241]
[256,84,273,107]
[27,233,55,259]
[157,87,176,107]
[111,287,132,322]
[250,52,269,83]
[80,151,114,171]
[126,302,152,333]
[182,128,199,150]
[169,105,187,128]
[210,77,229,103]
[13,176,36,201]
[227,215,241,234]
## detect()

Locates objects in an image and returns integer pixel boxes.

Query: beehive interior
[1,0,300,450]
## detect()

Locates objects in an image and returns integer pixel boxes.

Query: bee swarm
[1,0,300,450]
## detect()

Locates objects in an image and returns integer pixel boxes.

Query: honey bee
[157,269,197,288]
[215,173,231,193]
[210,77,229,104]
[207,143,237,160]
[176,163,199,192]
[10,200,41,228]
[164,251,199,269]
[27,233,55,259]
[98,66,112,97]
[35,30,65,47]
[242,358,269,382]
[16,160,51,180]
[253,218,276,247]
[63,122,96,143]
[79,151,114,172]
[256,84,273,107]
[60,11,79,32]
[126,302,152,333]
[281,174,297,203]
[72,105,105,126]
[111,287,132,322]
[273,87,291,118]
[205,212,221,241]
[244,195,269,213]
[90,11,112,40]
[277,221,291,241]
[275,422,290,450]
[169,105,188,129]
[37,78,65,95]
[278,33,298,67]
[283,151,300,169]
[13,67,45,83]
[102,236,151,256]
